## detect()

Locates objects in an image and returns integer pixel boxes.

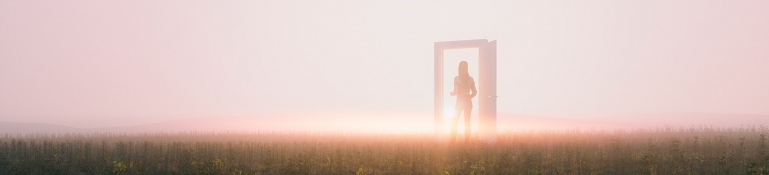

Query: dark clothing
[451,98,473,143]
[450,75,476,143]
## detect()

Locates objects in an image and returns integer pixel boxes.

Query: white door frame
[434,39,497,142]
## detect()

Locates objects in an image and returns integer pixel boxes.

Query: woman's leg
[464,103,472,143]
[450,107,462,143]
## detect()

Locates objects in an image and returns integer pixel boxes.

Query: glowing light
[445,107,455,118]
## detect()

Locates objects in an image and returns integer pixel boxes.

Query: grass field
[1,126,769,174]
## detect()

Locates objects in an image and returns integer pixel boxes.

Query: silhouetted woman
[450,61,477,143]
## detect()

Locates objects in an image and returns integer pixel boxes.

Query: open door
[434,39,496,143]
[478,40,497,142]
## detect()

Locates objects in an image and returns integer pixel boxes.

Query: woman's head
[458,61,469,77]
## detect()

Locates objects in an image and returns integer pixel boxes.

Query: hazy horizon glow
[1,1,768,129]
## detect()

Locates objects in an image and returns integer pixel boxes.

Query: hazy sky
[1,1,768,128]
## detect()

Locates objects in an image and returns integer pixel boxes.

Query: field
[1,126,769,175]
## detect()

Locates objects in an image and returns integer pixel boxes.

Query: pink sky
[1,1,768,129]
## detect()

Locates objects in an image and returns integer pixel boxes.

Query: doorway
[434,39,497,143]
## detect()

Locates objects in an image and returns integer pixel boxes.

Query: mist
[1,1,768,131]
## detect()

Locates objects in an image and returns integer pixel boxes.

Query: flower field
[1,126,768,174]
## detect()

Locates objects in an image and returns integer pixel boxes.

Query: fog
[1,1,768,131]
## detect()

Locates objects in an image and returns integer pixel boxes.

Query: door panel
[478,41,497,142]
